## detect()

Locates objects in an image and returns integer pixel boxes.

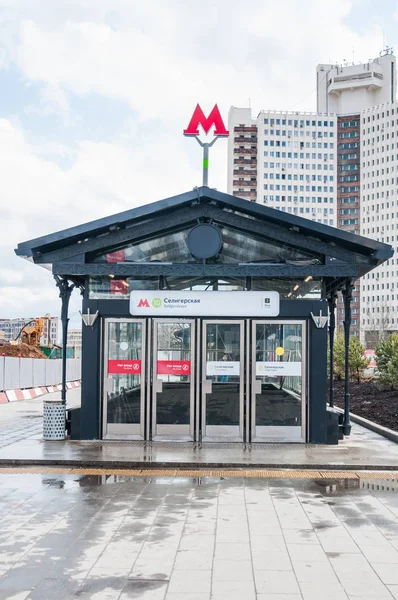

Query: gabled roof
[15,186,391,262]
[15,186,393,293]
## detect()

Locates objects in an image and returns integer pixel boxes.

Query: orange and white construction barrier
[2,382,80,403]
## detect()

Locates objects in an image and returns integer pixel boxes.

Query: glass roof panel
[90,225,322,265]
[88,276,322,300]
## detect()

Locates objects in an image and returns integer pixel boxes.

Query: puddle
[360,478,398,492]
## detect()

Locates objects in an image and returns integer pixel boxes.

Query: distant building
[68,329,82,358]
[41,315,59,346]
[0,315,59,345]
[0,318,31,342]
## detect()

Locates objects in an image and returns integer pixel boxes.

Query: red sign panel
[363,349,376,368]
[157,360,191,375]
[108,360,141,374]
[106,250,125,263]
[184,104,229,136]
[110,280,128,295]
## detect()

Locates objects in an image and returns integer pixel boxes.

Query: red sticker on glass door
[108,360,141,374]
[157,360,190,375]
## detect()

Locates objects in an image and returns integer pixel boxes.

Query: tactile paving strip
[0,467,396,480]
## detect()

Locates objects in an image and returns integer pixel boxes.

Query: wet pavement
[1,472,398,599]
[0,424,398,470]
[1,389,398,470]
[0,388,80,450]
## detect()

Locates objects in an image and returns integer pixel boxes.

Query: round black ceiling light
[187,223,223,260]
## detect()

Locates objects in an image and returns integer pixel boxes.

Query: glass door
[252,320,305,442]
[202,320,244,441]
[152,319,195,440]
[103,319,146,439]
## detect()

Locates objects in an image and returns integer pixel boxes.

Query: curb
[0,458,397,471]
[3,382,81,403]
[349,412,398,444]
[335,407,398,444]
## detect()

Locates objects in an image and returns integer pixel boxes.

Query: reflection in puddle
[313,478,360,494]
[360,478,398,492]
[34,473,398,495]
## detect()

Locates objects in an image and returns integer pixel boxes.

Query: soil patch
[333,379,398,432]
[0,343,47,359]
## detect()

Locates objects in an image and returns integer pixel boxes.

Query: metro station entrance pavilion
[16,187,392,444]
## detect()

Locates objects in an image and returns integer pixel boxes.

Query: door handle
[154,378,163,394]
[104,377,113,395]
[254,379,262,395]
[203,379,212,394]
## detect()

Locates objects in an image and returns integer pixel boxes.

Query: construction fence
[0,357,81,391]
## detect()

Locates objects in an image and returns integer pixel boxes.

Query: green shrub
[331,332,368,382]
[348,337,369,383]
[376,333,398,390]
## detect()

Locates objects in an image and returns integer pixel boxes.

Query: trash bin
[43,398,66,441]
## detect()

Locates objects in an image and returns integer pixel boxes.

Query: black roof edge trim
[15,186,392,262]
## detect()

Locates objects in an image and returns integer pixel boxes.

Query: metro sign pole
[184,104,229,187]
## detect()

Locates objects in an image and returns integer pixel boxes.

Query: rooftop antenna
[352,46,355,64]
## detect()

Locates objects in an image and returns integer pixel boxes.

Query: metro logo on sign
[184,104,229,137]
[137,299,150,308]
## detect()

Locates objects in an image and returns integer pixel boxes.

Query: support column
[54,276,75,405]
[203,143,209,186]
[193,135,218,187]
[342,279,353,435]
[327,291,337,408]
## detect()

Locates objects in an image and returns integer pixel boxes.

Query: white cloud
[0,115,201,320]
[0,0,394,320]
[11,1,385,118]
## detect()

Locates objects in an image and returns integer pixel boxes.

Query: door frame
[251,319,306,443]
[103,318,146,440]
[201,319,245,442]
[152,318,196,441]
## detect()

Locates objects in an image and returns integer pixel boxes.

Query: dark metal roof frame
[16,186,391,261]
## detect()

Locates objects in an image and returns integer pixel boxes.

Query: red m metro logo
[184,104,229,137]
[137,299,150,308]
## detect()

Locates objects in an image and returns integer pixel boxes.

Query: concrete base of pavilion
[0,423,398,471]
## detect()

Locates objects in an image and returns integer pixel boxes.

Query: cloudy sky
[0,0,397,327]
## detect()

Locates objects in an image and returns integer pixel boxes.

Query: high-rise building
[360,102,398,345]
[317,50,396,338]
[228,108,337,225]
[334,115,362,336]
[227,107,258,202]
[316,52,396,115]
[227,51,397,339]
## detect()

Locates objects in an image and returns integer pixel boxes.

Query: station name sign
[130,291,280,317]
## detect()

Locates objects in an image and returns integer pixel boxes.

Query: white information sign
[206,361,240,376]
[130,291,279,317]
[256,362,302,377]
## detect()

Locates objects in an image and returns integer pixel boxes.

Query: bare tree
[362,301,393,349]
